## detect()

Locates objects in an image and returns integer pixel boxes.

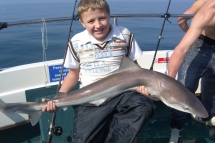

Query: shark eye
[183,106,189,110]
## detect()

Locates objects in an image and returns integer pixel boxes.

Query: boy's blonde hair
[77,0,110,20]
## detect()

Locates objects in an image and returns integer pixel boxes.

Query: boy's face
[80,9,110,42]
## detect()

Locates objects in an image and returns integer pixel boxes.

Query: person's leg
[200,69,215,126]
[169,109,187,143]
[201,69,215,119]
[210,51,215,117]
[191,44,215,126]
[170,42,206,126]
[104,91,156,143]
[72,103,113,143]
[72,93,130,143]
[169,40,210,143]
[72,91,156,143]
[170,109,187,130]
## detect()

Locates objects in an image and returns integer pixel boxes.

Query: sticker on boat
[48,65,69,82]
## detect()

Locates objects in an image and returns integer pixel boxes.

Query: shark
[0,56,208,126]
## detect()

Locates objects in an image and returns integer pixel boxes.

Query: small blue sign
[48,65,69,82]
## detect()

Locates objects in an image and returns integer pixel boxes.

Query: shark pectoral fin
[28,111,42,126]
[147,95,160,101]
[62,107,68,111]
[90,98,107,106]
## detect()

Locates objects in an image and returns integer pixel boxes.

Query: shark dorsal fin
[117,56,139,73]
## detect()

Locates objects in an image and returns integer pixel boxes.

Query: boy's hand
[137,86,150,95]
[42,98,58,112]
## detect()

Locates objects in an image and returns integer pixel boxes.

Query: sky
[0,0,189,5]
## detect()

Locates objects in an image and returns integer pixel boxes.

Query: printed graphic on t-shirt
[74,39,128,74]
[78,48,96,63]
[81,61,111,74]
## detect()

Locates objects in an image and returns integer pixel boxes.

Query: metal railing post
[114,17,118,26]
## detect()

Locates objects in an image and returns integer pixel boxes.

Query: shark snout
[190,103,209,118]
[161,93,209,118]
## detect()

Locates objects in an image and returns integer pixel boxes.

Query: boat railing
[0,13,194,29]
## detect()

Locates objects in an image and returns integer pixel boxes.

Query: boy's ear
[79,19,85,28]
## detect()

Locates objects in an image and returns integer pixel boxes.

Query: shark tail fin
[0,103,42,126]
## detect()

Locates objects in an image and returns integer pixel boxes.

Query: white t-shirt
[64,24,143,105]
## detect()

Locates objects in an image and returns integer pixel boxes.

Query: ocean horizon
[0,0,193,68]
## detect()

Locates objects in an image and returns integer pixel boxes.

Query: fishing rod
[149,0,172,71]
[0,13,193,30]
[46,0,78,143]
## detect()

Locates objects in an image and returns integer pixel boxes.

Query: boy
[42,0,156,143]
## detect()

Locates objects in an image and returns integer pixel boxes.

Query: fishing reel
[47,112,63,143]
[47,123,63,136]
[47,125,63,143]
[53,126,63,136]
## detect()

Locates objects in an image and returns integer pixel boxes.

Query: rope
[41,18,49,84]
[41,18,48,62]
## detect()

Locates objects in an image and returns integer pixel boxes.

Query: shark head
[161,90,208,118]
[118,56,209,118]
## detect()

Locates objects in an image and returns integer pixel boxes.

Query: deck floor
[137,101,215,143]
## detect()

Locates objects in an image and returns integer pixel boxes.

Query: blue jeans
[170,38,215,130]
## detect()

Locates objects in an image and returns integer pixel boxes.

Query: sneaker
[191,114,215,126]
[169,128,181,143]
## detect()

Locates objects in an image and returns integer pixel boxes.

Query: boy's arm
[59,68,80,93]
[42,68,80,112]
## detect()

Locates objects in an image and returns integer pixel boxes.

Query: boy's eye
[88,20,94,23]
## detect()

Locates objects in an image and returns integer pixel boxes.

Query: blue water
[0,1,193,68]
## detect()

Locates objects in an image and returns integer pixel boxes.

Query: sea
[0,0,193,68]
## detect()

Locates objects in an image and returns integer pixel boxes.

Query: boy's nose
[95,20,102,28]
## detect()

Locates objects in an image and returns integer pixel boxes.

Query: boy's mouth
[94,28,104,34]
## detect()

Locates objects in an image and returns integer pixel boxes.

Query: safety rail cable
[0,13,193,29]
